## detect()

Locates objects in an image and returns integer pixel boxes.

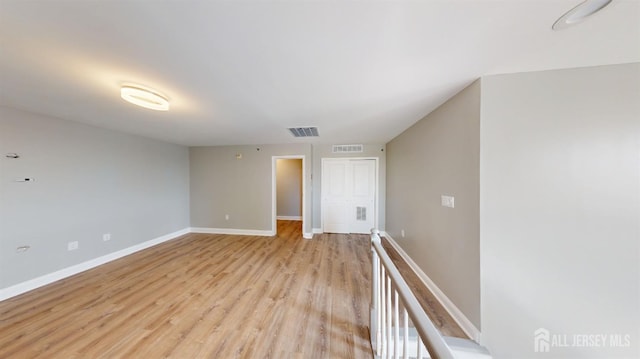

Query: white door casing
[272,155,307,237]
[321,158,376,234]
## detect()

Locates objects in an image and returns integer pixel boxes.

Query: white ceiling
[1,0,638,146]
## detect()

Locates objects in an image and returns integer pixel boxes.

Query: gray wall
[480,63,640,358]
[190,144,312,234]
[311,144,386,230]
[0,107,190,289]
[276,159,302,218]
[386,80,481,328]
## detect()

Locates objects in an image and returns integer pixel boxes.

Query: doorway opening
[272,156,306,237]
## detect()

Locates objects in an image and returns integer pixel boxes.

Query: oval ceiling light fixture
[553,0,613,30]
[120,84,170,111]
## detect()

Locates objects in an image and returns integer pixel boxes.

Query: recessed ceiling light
[120,84,170,111]
[553,0,613,30]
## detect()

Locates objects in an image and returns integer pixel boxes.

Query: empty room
[1,1,638,358]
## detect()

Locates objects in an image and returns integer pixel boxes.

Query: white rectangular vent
[356,206,367,221]
[333,144,363,153]
[288,127,319,137]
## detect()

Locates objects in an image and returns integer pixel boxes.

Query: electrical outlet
[68,241,79,251]
[103,233,111,241]
[225,214,230,220]
[401,230,405,238]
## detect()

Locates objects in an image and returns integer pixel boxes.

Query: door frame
[320,157,379,234]
[272,155,308,238]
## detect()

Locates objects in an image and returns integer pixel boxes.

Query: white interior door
[322,159,376,234]
[349,159,376,233]
[321,160,350,233]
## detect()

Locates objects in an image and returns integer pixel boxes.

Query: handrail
[370,229,455,359]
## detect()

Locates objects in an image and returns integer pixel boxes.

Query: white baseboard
[303,232,313,239]
[276,216,302,221]
[189,227,275,236]
[0,228,190,302]
[312,228,323,234]
[383,233,481,343]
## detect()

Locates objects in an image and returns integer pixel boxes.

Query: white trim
[272,155,307,237]
[303,232,313,239]
[276,216,302,221]
[383,233,481,343]
[189,227,275,236]
[0,228,190,301]
[312,228,323,234]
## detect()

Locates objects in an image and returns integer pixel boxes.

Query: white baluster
[370,230,458,359]
[386,276,392,359]
[380,266,387,357]
[394,289,400,359]
[403,307,408,359]
[374,253,381,356]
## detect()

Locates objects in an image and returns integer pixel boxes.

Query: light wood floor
[0,221,373,358]
[0,221,466,358]
[381,239,467,339]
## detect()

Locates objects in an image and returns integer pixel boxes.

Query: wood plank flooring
[0,221,373,358]
[0,221,466,358]
[381,239,468,339]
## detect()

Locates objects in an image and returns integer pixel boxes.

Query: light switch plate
[441,195,455,208]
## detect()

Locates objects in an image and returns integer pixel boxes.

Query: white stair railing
[370,229,490,359]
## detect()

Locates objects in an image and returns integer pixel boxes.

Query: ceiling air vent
[333,144,364,153]
[288,127,319,138]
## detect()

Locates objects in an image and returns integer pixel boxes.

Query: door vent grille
[356,206,367,221]
[333,144,363,153]
[288,127,319,137]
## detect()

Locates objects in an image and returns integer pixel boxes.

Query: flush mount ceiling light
[553,0,613,30]
[120,84,170,111]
